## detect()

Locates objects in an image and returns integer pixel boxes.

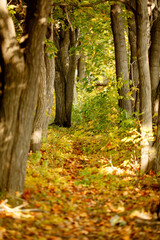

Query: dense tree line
[0,0,52,193]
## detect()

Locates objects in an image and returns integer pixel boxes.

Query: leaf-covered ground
[0,125,160,240]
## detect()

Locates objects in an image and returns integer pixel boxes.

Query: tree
[149,1,160,117]
[78,53,86,81]
[0,0,51,193]
[136,0,153,173]
[127,2,139,112]
[30,24,55,153]
[150,0,160,172]
[43,40,55,138]
[52,0,160,173]
[30,46,48,153]
[153,96,160,171]
[111,3,132,115]
[53,6,78,127]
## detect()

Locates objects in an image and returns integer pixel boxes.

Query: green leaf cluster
[45,39,58,58]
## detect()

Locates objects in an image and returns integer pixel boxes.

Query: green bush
[72,84,138,134]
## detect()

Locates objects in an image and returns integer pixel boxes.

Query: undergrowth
[1,87,160,240]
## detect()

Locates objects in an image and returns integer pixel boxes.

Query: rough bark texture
[127,7,139,112]
[43,50,55,138]
[149,5,160,117]
[111,3,132,115]
[136,0,153,173]
[66,30,77,127]
[78,53,86,81]
[0,0,25,192]
[30,23,55,152]
[30,47,47,153]
[152,102,160,172]
[54,27,69,127]
[150,0,160,172]
[0,0,51,193]
[54,23,77,127]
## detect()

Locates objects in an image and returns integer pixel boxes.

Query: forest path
[1,126,160,240]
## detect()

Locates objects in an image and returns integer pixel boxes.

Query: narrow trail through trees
[1,127,160,240]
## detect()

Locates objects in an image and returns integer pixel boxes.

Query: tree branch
[64,6,74,32]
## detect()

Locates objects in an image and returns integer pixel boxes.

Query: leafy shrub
[72,84,137,134]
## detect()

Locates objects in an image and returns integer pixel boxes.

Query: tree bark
[111,3,132,115]
[136,0,153,173]
[127,6,139,112]
[53,23,77,127]
[30,22,55,152]
[54,27,70,127]
[152,101,160,172]
[0,0,51,193]
[78,53,86,81]
[43,49,55,138]
[149,5,160,117]
[150,0,160,172]
[66,30,77,127]
[30,47,47,153]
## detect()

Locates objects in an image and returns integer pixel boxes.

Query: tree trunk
[152,100,160,172]
[73,53,86,105]
[0,0,51,193]
[30,47,47,153]
[66,30,77,127]
[127,7,139,112]
[111,3,132,115]
[136,0,153,173]
[43,50,55,138]
[150,0,160,172]
[149,6,160,118]
[54,27,69,127]
[54,72,67,126]
[30,22,55,152]
[78,53,86,81]
[53,23,77,127]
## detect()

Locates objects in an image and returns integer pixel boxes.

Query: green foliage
[72,82,137,136]
[75,167,104,186]
[71,79,140,163]
[74,1,115,84]
[8,3,25,41]
[45,39,58,58]
[52,0,115,89]
[29,151,42,163]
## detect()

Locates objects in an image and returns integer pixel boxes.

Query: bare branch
[7,0,13,6]
[64,7,74,32]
